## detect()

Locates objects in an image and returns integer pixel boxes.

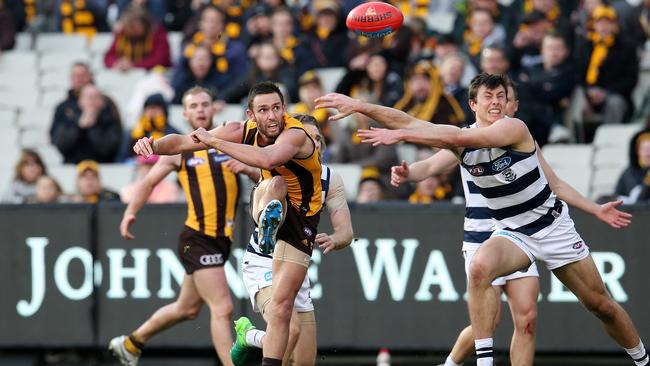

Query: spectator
[55,0,109,36]
[615,129,650,203]
[50,84,123,164]
[120,93,178,160]
[0,2,15,50]
[217,41,297,103]
[517,32,574,143]
[69,160,121,203]
[30,176,64,204]
[356,166,385,203]
[308,0,349,68]
[177,6,248,95]
[270,6,317,77]
[1,149,47,204]
[104,6,171,71]
[576,5,639,125]
[240,4,272,52]
[509,10,553,72]
[479,45,510,75]
[290,70,332,145]
[440,52,472,120]
[120,155,180,203]
[114,0,166,26]
[461,7,506,69]
[451,0,516,44]
[638,0,650,45]
[433,33,478,87]
[171,45,222,104]
[125,66,175,128]
[394,60,466,126]
[336,51,404,108]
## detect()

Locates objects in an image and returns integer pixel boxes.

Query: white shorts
[491,208,590,271]
[242,250,314,313]
[464,248,539,286]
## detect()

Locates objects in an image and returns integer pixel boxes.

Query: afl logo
[469,165,484,176]
[492,156,512,172]
[572,241,583,250]
[199,254,224,266]
[187,157,205,167]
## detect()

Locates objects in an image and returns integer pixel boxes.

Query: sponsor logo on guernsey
[469,165,484,176]
[264,271,273,281]
[187,157,205,167]
[212,154,230,163]
[492,156,512,172]
[502,168,517,182]
[199,254,224,266]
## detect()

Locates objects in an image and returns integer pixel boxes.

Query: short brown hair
[468,73,509,103]
[15,149,46,181]
[182,86,213,108]
[247,81,284,111]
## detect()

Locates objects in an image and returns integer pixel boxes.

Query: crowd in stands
[2,0,650,205]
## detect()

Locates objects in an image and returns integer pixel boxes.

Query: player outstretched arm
[191,125,308,170]
[357,118,532,152]
[134,122,246,157]
[536,143,632,229]
[120,155,180,239]
[391,149,459,187]
[317,171,354,254]
[314,93,430,130]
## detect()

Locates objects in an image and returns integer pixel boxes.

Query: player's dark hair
[293,113,326,152]
[468,73,509,102]
[247,81,285,110]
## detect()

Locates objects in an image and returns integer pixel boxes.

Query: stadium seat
[88,32,113,56]
[327,163,362,201]
[592,123,642,149]
[168,104,189,133]
[34,144,64,167]
[168,31,184,66]
[426,12,456,34]
[13,32,34,51]
[48,164,77,194]
[100,163,135,193]
[41,89,67,108]
[20,128,50,149]
[542,144,594,169]
[314,67,346,94]
[552,166,592,197]
[0,89,41,109]
[591,166,625,200]
[396,143,418,164]
[0,71,38,91]
[40,71,70,91]
[0,51,38,71]
[214,103,246,124]
[39,50,91,72]
[35,33,88,52]
[17,107,52,130]
[592,146,628,169]
[0,107,18,127]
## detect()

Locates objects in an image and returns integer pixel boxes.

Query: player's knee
[212,299,234,320]
[180,303,202,320]
[267,176,288,195]
[468,259,492,286]
[515,306,538,336]
[584,292,618,322]
[270,298,294,322]
[288,321,301,344]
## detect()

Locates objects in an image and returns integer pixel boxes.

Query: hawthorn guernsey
[346,1,404,38]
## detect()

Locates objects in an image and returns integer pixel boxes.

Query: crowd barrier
[2,203,649,352]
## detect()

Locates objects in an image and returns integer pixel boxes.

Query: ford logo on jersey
[492,156,512,172]
[186,157,205,167]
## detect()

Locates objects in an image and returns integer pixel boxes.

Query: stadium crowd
[1,0,650,205]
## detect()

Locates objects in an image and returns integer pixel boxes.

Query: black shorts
[277,203,320,256]
[177,226,231,274]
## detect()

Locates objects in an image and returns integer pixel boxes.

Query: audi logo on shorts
[199,254,224,266]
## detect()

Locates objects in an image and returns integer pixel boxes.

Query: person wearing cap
[240,4,273,51]
[509,10,554,72]
[307,0,349,68]
[122,93,180,160]
[70,160,121,203]
[356,166,385,203]
[50,83,123,164]
[575,4,638,126]
[291,71,332,142]
[109,86,240,366]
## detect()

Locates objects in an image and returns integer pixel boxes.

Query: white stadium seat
[592,124,641,149]
[592,146,628,169]
[39,50,91,73]
[314,67,346,94]
[35,33,88,52]
[99,163,135,193]
[542,144,594,169]
[17,107,53,130]
[88,33,114,55]
[327,163,362,201]
[591,166,626,199]
[0,89,41,109]
[0,51,38,71]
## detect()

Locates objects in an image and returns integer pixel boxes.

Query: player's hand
[391,160,410,187]
[133,136,155,158]
[316,233,336,254]
[595,200,632,229]
[357,127,402,146]
[120,213,136,240]
[190,127,215,146]
[314,93,359,121]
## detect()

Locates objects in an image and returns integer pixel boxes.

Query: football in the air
[345,1,404,38]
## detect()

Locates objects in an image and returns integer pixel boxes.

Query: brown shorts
[177,226,231,274]
[277,203,319,256]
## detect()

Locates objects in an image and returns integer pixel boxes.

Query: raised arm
[314,93,430,130]
[317,171,353,254]
[359,118,533,152]
[120,155,180,239]
[392,149,460,187]
[191,127,307,170]
[537,143,632,229]
[134,121,245,157]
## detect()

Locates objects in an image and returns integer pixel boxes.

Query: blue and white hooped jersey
[460,166,494,251]
[247,165,332,257]
[460,125,564,239]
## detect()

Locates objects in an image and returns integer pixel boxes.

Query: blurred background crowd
[1,0,650,207]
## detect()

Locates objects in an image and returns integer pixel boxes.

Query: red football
[346,1,404,38]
